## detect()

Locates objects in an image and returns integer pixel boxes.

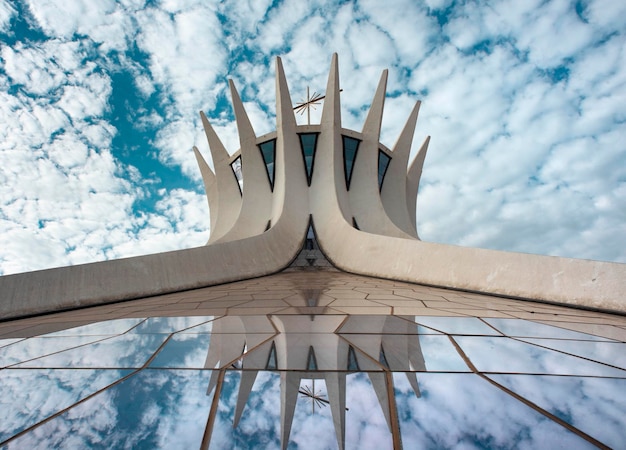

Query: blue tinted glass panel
[258,140,276,189]
[298,133,318,185]
[347,346,359,371]
[342,136,360,189]
[266,341,277,370]
[378,150,391,190]
[306,346,318,370]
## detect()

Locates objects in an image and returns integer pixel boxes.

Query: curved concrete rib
[314,53,352,224]
[0,63,310,321]
[193,146,218,239]
[310,54,626,312]
[381,101,422,238]
[213,80,273,243]
[272,56,308,227]
[199,111,242,244]
[406,135,430,236]
[350,70,414,239]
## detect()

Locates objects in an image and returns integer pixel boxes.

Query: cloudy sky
[0,0,624,275]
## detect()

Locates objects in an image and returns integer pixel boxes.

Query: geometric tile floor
[1,270,624,449]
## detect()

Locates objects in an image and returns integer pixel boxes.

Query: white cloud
[1,0,625,276]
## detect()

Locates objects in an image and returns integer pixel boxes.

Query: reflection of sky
[3,369,215,450]
[0,368,129,443]
[413,317,501,335]
[454,336,626,376]
[1,314,625,448]
[484,318,615,340]
[42,318,145,336]
[1,335,110,367]
[489,374,626,449]
[15,333,170,368]
[393,373,595,449]
[517,338,626,370]
[209,371,394,450]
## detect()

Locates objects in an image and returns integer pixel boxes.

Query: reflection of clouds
[4,369,215,450]
[210,371,394,450]
[490,374,626,449]
[42,318,145,336]
[454,336,626,376]
[16,333,169,368]
[130,316,215,334]
[484,318,610,340]
[393,373,594,449]
[414,316,501,335]
[0,368,125,443]
[0,335,109,367]
[518,338,626,370]
[148,333,212,368]
[204,315,427,449]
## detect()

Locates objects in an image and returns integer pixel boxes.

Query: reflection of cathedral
[203,305,425,449]
[0,55,625,449]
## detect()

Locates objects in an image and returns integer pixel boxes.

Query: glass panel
[41,318,145,337]
[347,346,359,371]
[518,338,626,370]
[129,316,215,334]
[0,338,23,349]
[1,335,110,367]
[342,136,360,189]
[413,316,502,335]
[484,318,614,340]
[298,133,318,185]
[2,369,215,449]
[207,371,394,450]
[338,315,423,334]
[0,368,130,443]
[258,139,276,189]
[340,334,468,372]
[266,341,277,370]
[454,336,626,376]
[16,333,170,369]
[306,346,318,370]
[183,315,275,334]
[488,374,626,449]
[231,156,243,194]
[378,150,391,190]
[393,373,595,449]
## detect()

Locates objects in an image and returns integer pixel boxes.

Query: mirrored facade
[1,270,625,449]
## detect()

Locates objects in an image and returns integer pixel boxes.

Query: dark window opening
[342,136,360,190]
[379,344,390,369]
[306,346,318,371]
[347,345,360,371]
[298,133,319,186]
[306,222,315,249]
[378,150,391,191]
[258,139,276,191]
[266,341,277,370]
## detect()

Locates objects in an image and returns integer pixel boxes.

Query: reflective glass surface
[1,272,625,449]
[342,136,360,189]
[258,139,276,189]
[298,133,318,185]
[377,150,391,190]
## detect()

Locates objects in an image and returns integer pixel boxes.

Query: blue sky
[0,0,624,275]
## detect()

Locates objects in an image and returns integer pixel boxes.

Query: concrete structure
[1,54,624,320]
[1,54,625,450]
